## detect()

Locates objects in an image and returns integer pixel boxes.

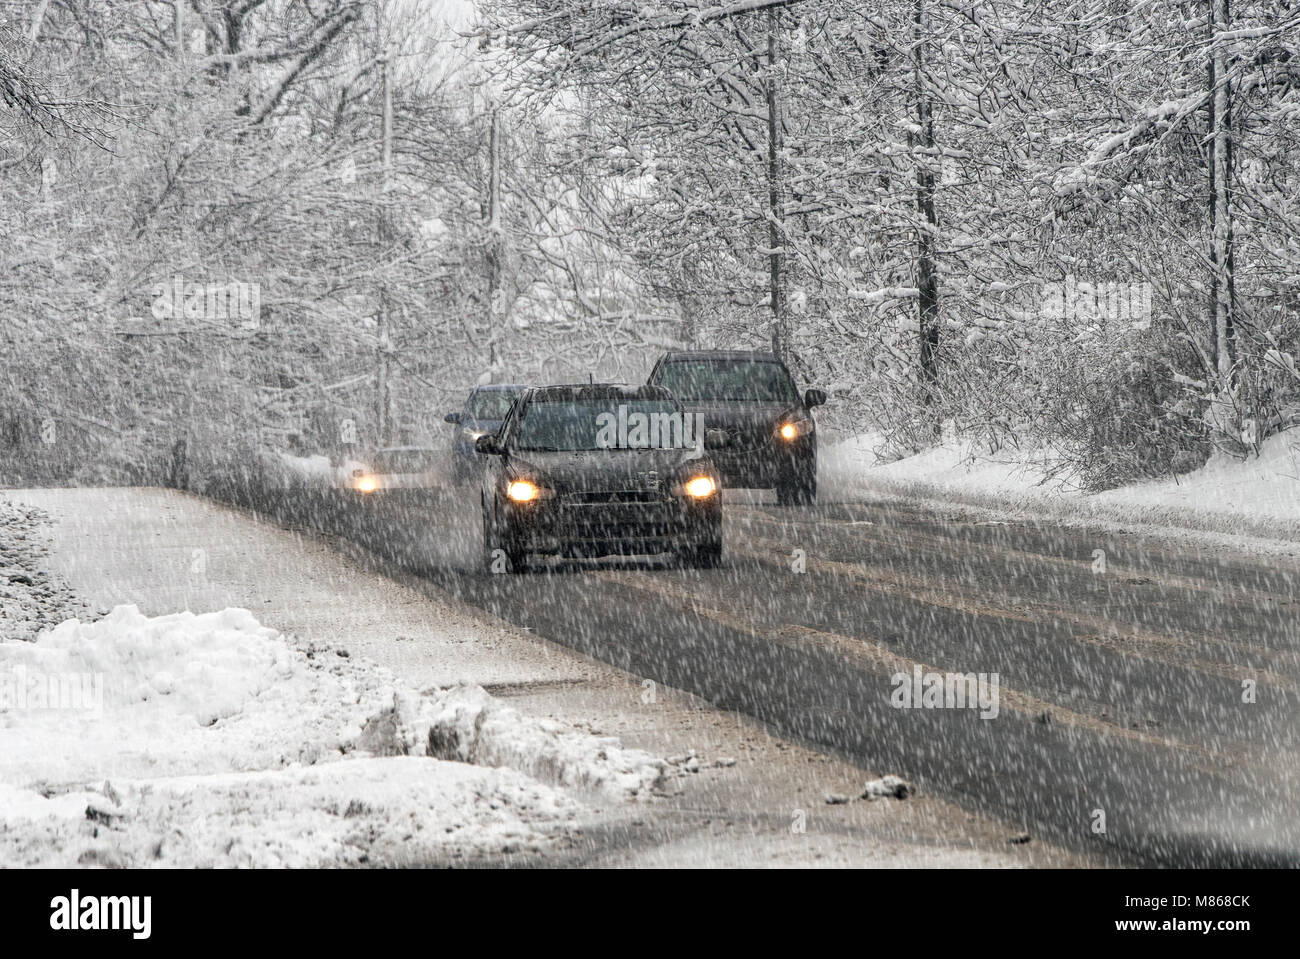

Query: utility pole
[486,106,503,370]
[377,51,393,447]
[766,8,787,358]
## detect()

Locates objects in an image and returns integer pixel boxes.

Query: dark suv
[648,350,826,505]
[474,384,727,572]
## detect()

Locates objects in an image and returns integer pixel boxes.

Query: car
[647,350,826,505]
[474,384,728,572]
[347,446,442,492]
[444,384,526,484]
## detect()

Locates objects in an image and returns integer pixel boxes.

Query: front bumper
[711,433,815,489]
[502,492,720,556]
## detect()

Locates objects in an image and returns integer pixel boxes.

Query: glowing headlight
[356,476,378,493]
[463,428,487,442]
[778,418,814,441]
[507,480,540,502]
[683,475,716,498]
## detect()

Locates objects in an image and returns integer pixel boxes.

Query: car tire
[776,462,817,506]
[681,538,723,569]
[482,500,526,574]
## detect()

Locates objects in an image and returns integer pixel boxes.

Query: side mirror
[444,412,462,425]
[704,429,730,451]
[804,388,827,409]
[475,433,502,455]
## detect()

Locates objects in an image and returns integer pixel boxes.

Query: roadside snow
[0,604,666,867]
[415,682,667,800]
[821,431,1051,501]
[0,498,85,641]
[1092,430,1300,521]
[822,428,1299,538]
[0,761,579,868]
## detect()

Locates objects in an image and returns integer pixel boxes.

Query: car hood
[674,400,800,433]
[510,447,710,492]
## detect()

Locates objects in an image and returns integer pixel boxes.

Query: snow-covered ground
[0,500,86,641]
[0,602,670,867]
[822,427,1300,543]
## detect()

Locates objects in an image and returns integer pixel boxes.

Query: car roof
[524,384,676,403]
[660,350,782,362]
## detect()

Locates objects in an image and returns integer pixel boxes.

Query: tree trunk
[914,0,940,433]
[766,8,787,358]
[1207,0,1239,445]
[377,53,393,446]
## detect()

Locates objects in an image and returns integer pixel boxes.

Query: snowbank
[411,682,666,800]
[821,428,1299,540]
[1092,430,1300,522]
[0,605,665,867]
[821,431,1052,501]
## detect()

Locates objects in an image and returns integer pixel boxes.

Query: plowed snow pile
[0,605,665,867]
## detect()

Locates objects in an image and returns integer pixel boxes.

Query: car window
[514,398,689,451]
[372,450,437,473]
[467,389,519,420]
[657,359,798,403]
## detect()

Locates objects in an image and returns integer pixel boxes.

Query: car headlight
[507,479,540,502]
[463,428,487,443]
[777,417,814,441]
[356,475,378,493]
[682,475,716,498]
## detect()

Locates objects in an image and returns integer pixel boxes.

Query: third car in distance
[445,384,526,484]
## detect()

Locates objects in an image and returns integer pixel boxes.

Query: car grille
[723,427,771,452]
[563,489,665,505]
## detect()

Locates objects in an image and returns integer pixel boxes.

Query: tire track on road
[730,524,1298,691]
[737,505,1300,621]
[591,567,1240,770]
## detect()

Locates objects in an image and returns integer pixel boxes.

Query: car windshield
[467,389,519,420]
[514,398,692,451]
[657,359,798,403]
[371,449,438,473]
